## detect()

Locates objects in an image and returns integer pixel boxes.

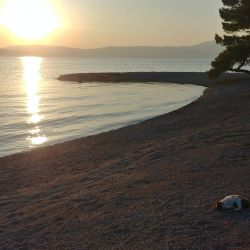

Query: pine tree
[208,0,250,78]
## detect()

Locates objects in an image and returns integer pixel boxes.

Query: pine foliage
[209,0,250,78]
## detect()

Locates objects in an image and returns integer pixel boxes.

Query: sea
[0,57,210,157]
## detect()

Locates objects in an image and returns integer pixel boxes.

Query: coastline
[0,74,250,249]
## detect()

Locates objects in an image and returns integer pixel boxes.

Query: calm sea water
[0,57,208,157]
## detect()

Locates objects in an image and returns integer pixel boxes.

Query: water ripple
[0,57,206,157]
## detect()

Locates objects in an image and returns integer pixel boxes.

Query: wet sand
[0,74,250,249]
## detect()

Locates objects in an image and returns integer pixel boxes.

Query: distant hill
[0,41,222,58]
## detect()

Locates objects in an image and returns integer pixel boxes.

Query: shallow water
[0,57,206,157]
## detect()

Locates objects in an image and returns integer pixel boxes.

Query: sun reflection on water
[21,57,48,146]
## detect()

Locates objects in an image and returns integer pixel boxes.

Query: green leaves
[208,0,250,78]
[222,0,239,7]
[220,4,250,33]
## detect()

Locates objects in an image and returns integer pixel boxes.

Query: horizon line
[1,40,215,50]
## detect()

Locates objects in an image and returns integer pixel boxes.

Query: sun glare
[21,57,48,146]
[0,0,60,41]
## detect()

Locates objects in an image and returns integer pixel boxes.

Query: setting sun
[0,0,60,41]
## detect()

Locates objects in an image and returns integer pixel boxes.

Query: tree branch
[230,68,250,74]
[236,62,245,70]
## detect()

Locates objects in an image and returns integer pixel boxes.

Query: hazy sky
[0,0,223,48]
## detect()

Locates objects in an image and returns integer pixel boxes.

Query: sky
[0,0,223,48]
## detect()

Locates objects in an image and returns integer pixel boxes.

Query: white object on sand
[216,195,249,212]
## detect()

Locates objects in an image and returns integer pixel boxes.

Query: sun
[0,0,60,41]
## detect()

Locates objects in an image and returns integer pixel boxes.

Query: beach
[0,74,250,249]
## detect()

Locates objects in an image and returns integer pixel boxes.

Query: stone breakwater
[58,71,249,87]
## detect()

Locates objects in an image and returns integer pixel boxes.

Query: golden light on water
[29,136,48,146]
[21,57,48,146]
[0,0,60,41]
[22,57,41,116]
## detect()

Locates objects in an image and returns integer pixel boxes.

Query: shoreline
[2,72,248,159]
[0,74,250,249]
[0,81,206,160]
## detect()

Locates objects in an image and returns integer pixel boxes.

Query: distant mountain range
[0,41,222,58]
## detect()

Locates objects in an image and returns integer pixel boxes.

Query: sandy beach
[1,73,250,249]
